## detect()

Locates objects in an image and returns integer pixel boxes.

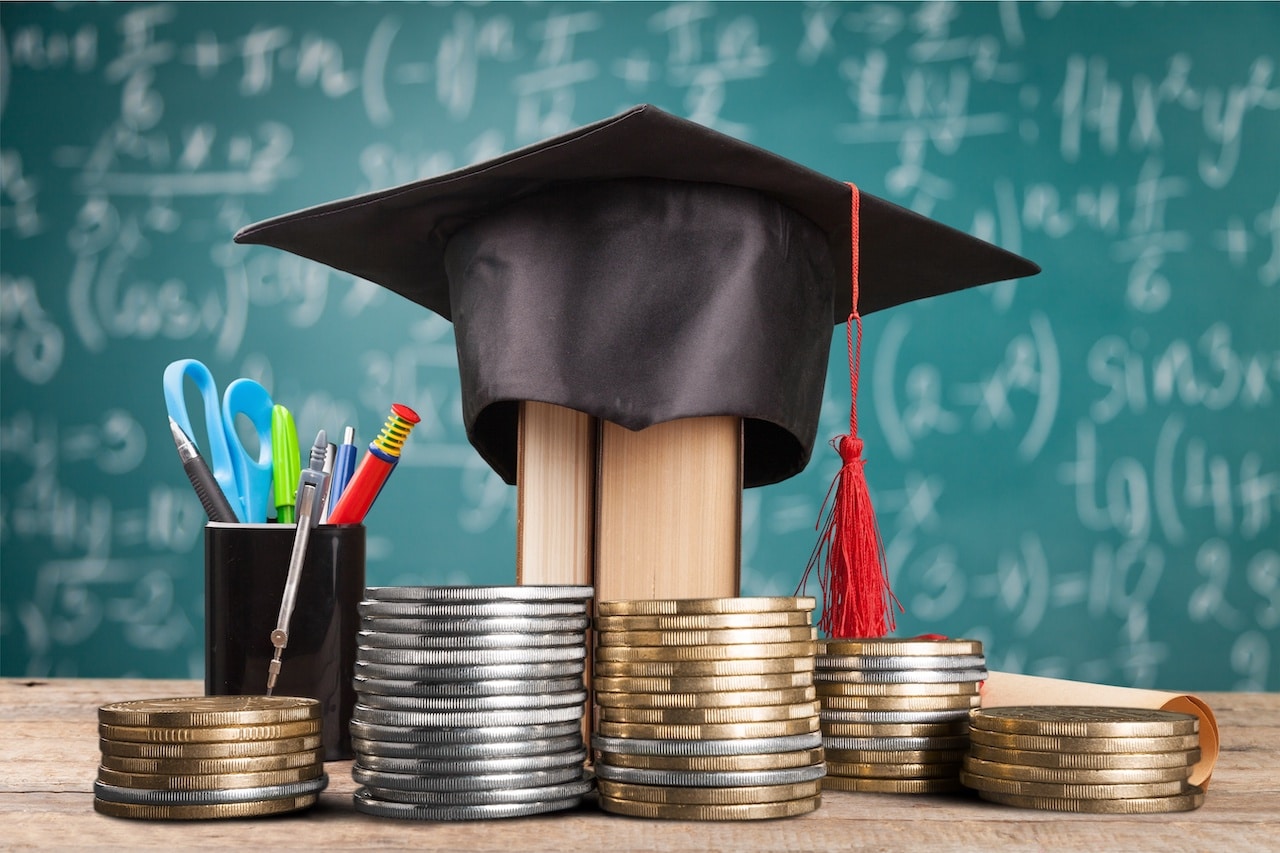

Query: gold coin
[822,776,962,794]
[959,770,1187,799]
[826,761,961,779]
[96,764,324,790]
[98,734,323,759]
[98,696,320,728]
[967,728,1200,754]
[92,793,319,820]
[819,638,981,657]
[594,657,814,678]
[593,672,813,694]
[99,749,324,775]
[824,748,967,765]
[598,793,821,820]
[962,756,1190,785]
[594,611,812,631]
[969,706,1198,738]
[597,717,820,740]
[595,686,816,709]
[598,702,821,725]
[595,748,825,772]
[598,597,815,617]
[814,681,979,697]
[594,640,816,662]
[99,718,322,743]
[968,743,1201,770]
[976,786,1205,813]
[821,720,970,738]
[597,778,822,805]
[597,626,817,647]
[818,694,980,712]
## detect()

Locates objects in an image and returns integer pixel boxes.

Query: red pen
[326,403,420,525]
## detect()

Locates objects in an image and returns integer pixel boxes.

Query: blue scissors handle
[163,359,274,523]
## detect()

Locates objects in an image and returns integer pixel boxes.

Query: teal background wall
[2,2,1277,690]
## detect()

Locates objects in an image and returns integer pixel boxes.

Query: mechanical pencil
[168,417,238,523]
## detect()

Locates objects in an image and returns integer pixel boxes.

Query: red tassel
[797,183,901,638]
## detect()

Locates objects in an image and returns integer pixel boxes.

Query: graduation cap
[235,103,1040,636]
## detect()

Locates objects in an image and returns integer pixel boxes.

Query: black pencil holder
[204,522,364,761]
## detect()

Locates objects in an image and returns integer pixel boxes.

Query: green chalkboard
[2,2,1277,690]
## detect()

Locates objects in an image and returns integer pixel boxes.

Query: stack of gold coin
[816,637,985,794]
[962,706,1205,813]
[592,597,824,820]
[94,696,327,819]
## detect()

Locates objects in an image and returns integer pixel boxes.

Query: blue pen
[327,426,357,513]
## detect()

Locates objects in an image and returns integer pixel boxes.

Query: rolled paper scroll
[980,671,1220,788]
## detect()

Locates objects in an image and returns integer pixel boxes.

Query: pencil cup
[204,522,364,761]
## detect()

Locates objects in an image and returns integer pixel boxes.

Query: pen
[271,405,300,524]
[318,440,336,523]
[168,417,238,523]
[327,426,357,513]
[267,429,330,695]
[326,404,420,525]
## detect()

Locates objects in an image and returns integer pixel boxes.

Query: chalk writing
[1,2,1274,690]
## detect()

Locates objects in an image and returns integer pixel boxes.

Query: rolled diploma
[980,671,1220,788]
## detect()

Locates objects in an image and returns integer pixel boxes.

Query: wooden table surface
[3,679,1276,851]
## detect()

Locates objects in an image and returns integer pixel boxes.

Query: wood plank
[2,680,1277,850]
[595,417,742,602]
[516,401,596,587]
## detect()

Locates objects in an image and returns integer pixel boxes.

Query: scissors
[163,358,274,524]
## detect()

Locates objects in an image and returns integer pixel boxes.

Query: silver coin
[357,644,586,666]
[92,774,328,806]
[359,600,588,619]
[355,675,583,698]
[350,719,582,745]
[356,748,587,776]
[589,731,823,758]
[351,733,584,761]
[822,654,987,671]
[353,787,586,820]
[353,763,585,793]
[365,585,594,603]
[354,660,584,682]
[820,708,973,724]
[352,703,584,728]
[823,735,972,751]
[360,772,594,807]
[594,763,826,787]
[357,690,588,712]
[814,668,988,684]
[357,615,591,635]
[358,629,585,650]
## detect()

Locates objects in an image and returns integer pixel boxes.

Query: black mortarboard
[234,104,1039,490]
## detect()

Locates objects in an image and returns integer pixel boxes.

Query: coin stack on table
[815,637,986,794]
[961,706,1205,813]
[349,585,595,820]
[591,597,825,820]
[94,696,328,819]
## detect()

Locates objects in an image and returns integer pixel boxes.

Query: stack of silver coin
[94,696,328,819]
[592,597,825,820]
[816,637,985,794]
[350,585,595,820]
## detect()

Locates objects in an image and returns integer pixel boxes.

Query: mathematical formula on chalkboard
[2,2,1277,690]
